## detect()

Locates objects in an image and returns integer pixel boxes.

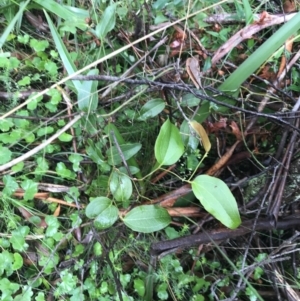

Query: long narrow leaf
[219,11,300,92]
[34,0,88,30]
[0,0,30,48]
[44,10,81,93]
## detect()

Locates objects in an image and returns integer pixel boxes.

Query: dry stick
[203,12,297,25]
[0,113,83,172]
[268,113,300,223]
[245,48,300,134]
[0,1,229,121]
[212,12,297,65]
[150,213,300,256]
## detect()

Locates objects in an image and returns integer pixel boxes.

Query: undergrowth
[0,0,300,300]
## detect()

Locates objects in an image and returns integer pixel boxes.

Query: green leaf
[10,226,29,252]
[134,278,145,297]
[21,179,38,201]
[0,278,19,300]
[94,205,119,230]
[155,119,184,165]
[0,145,12,164]
[45,216,60,237]
[96,4,116,40]
[0,119,13,131]
[37,126,54,137]
[56,162,75,179]
[18,76,31,87]
[58,132,73,142]
[110,170,132,204]
[123,205,171,233]
[44,10,82,92]
[12,253,23,271]
[34,0,88,31]
[29,39,49,52]
[107,143,141,165]
[0,0,30,49]
[14,285,33,301]
[78,69,99,110]
[86,197,112,218]
[191,175,241,229]
[137,98,165,121]
[3,175,19,195]
[180,93,200,107]
[85,197,118,230]
[86,139,106,165]
[68,154,83,172]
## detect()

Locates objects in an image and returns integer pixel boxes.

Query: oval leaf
[107,143,141,165]
[123,205,171,233]
[189,121,211,153]
[58,132,73,142]
[138,98,165,121]
[94,205,119,230]
[85,197,111,219]
[155,119,184,165]
[96,4,116,40]
[110,170,132,203]
[191,175,241,229]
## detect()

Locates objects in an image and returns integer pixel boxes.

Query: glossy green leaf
[85,197,118,230]
[96,4,116,40]
[123,205,171,233]
[107,143,141,165]
[155,119,184,165]
[137,98,165,121]
[191,175,241,229]
[94,205,119,230]
[85,197,112,218]
[110,170,132,203]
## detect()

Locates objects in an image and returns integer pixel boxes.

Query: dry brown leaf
[206,118,227,133]
[277,36,294,77]
[190,120,211,153]
[186,56,201,89]
[53,204,61,217]
[283,0,296,13]
[230,121,243,140]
